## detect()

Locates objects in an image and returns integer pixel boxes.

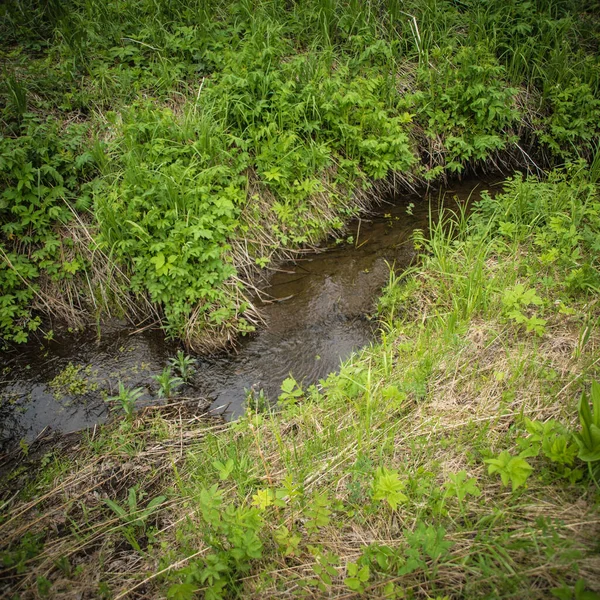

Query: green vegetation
[1,0,599,347]
[49,362,98,399]
[106,382,145,419]
[103,486,166,553]
[153,367,185,399]
[2,167,600,597]
[2,1,600,598]
[170,351,197,383]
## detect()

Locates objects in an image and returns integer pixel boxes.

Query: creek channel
[0,180,490,452]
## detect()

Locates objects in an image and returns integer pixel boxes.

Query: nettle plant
[95,104,249,341]
[0,117,95,343]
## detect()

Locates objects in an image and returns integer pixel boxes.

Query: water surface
[0,181,487,450]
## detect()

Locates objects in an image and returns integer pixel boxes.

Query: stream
[0,181,488,451]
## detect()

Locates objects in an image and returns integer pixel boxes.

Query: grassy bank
[1,0,600,347]
[2,167,600,598]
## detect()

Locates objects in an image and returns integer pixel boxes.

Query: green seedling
[104,486,166,551]
[169,351,196,382]
[107,382,144,419]
[153,367,183,399]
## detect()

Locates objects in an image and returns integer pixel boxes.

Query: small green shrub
[484,450,533,491]
[168,484,264,600]
[407,44,519,171]
[371,466,408,511]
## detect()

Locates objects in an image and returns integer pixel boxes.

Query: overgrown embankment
[1,0,599,348]
[2,166,600,598]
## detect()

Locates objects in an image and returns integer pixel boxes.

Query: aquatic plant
[106,381,144,419]
[168,351,196,383]
[153,367,183,399]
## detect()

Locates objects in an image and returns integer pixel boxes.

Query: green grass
[1,168,599,598]
[1,0,599,346]
[1,3,600,593]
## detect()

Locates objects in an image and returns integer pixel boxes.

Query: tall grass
[1,0,599,345]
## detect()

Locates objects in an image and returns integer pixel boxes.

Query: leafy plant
[169,484,264,600]
[304,491,332,534]
[106,382,144,419]
[484,450,533,491]
[574,381,600,464]
[169,351,196,382]
[372,466,408,510]
[104,486,166,551]
[0,532,44,574]
[37,576,52,597]
[166,582,196,600]
[278,376,303,407]
[94,103,247,344]
[540,81,600,156]
[443,470,480,516]
[408,44,519,171]
[502,284,546,336]
[551,578,600,600]
[344,562,370,593]
[251,488,277,510]
[519,418,579,471]
[49,363,98,399]
[273,525,301,557]
[212,458,234,481]
[245,387,269,414]
[306,547,339,593]
[153,367,183,399]
[0,117,96,344]
[399,523,453,576]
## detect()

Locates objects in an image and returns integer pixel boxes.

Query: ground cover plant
[1,0,599,347]
[1,166,599,598]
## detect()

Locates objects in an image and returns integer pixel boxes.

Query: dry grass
[2,287,599,598]
[0,399,219,599]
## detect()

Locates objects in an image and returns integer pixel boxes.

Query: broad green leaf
[167,583,196,600]
[372,467,408,510]
[485,451,533,490]
[104,498,127,519]
[146,495,167,511]
[151,252,165,272]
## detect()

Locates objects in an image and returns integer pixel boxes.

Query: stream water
[0,181,489,451]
